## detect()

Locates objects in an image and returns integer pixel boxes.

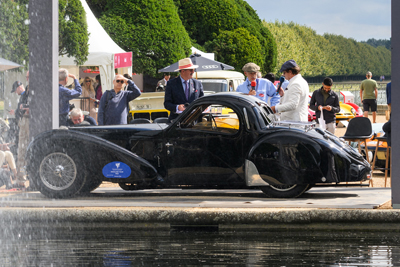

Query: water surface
[1,225,399,266]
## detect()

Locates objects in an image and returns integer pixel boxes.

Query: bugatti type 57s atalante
[26,93,371,198]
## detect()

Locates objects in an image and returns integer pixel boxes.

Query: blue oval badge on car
[102,162,131,178]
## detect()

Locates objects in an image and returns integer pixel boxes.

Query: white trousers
[0,150,17,170]
[316,122,336,134]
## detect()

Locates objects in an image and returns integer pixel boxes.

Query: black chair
[153,117,169,124]
[129,118,151,124]
[371,136,391,187]
[340,117,373,183]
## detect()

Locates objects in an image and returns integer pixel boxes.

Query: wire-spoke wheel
[34,149,86,199]
[260,184,309,198]
[39,152,77,191]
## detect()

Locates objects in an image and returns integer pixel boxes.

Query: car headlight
[351,108,355,115]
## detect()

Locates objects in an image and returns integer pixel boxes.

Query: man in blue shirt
[59,68,82,126]
[98,74,141,125]
[236,63,280,107]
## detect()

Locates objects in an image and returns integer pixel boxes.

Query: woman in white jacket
[272,60,309,122]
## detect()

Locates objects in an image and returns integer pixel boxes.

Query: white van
[195,70,245,92]
[128,70,245,121]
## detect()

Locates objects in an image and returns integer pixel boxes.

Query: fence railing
[309,83,389,106]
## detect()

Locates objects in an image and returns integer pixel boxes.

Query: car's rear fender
[246,131,327,186]
[26,129,159,183]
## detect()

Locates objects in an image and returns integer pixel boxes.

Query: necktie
[184,80,189,100]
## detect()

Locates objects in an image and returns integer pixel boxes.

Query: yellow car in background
[336,102,356,124]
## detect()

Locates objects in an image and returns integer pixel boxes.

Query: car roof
[195,92,261,107]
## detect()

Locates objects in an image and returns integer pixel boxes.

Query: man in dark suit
[164,58,204,122]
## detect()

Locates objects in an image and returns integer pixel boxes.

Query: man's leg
[326,122,336,134]
[0,151,6,167]
[4,151,17,178]
[16,117,29,181]
[371,99,378,123]
[372,111,377,123]
[362,100,369,118]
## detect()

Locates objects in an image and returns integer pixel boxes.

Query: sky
[245,0,391,42]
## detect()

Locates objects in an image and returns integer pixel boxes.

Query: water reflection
[0,225,400,266]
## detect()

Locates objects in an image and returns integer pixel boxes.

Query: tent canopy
[0,57,22,72]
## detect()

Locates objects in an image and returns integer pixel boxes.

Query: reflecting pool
[1,225,399,266]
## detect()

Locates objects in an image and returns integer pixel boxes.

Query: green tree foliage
[59,0,89,65]
[205,28,264,71]
[0,0,89,67]
[361,38,391,50]
[233,0,276,72]
[87,0,192,76]
[176,0,277,73]
[264,21,391,77]
[0,0,29,67]
[176,0,238,45]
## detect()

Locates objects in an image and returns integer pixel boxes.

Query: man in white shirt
[272,60,309,121]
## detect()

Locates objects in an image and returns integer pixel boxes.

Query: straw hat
[174,58,199,71]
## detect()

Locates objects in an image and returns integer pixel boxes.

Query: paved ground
[0,186,391,209]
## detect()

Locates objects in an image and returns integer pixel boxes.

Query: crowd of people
[0,57,391,190]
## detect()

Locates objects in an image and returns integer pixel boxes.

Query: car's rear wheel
[260,184,309,198]
[33,149,86,198]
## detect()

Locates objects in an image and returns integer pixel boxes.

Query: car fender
[246,131,327,186]
[26,129,159,183]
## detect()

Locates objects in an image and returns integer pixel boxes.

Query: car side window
[180,104,240,134]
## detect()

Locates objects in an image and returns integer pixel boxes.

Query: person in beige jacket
[271,60,309,122]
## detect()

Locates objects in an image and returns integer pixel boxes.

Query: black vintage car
[26,93,371,198]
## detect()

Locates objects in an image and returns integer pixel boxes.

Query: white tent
[59,0,132,90]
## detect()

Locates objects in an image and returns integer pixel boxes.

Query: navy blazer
[164,76,204,121]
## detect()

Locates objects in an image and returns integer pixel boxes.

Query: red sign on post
[114,52,132,69]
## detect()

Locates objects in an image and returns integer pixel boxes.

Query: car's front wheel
[260,184,309,198]
[32,149,86,198]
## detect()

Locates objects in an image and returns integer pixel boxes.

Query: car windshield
[197,79,228,92]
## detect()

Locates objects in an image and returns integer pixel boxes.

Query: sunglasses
[116,80,125,84]
[85,80,91,82]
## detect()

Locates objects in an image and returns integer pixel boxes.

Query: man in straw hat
[164,58,204,122]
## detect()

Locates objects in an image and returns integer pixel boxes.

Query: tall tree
[176,0,277,73]
[0,0,29,67]
[0,0,89,67]
[361,38,391,50]
[59,0,89,65]
[205,28,264,72]
[265,21,391,77]
[87,0,192,76]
